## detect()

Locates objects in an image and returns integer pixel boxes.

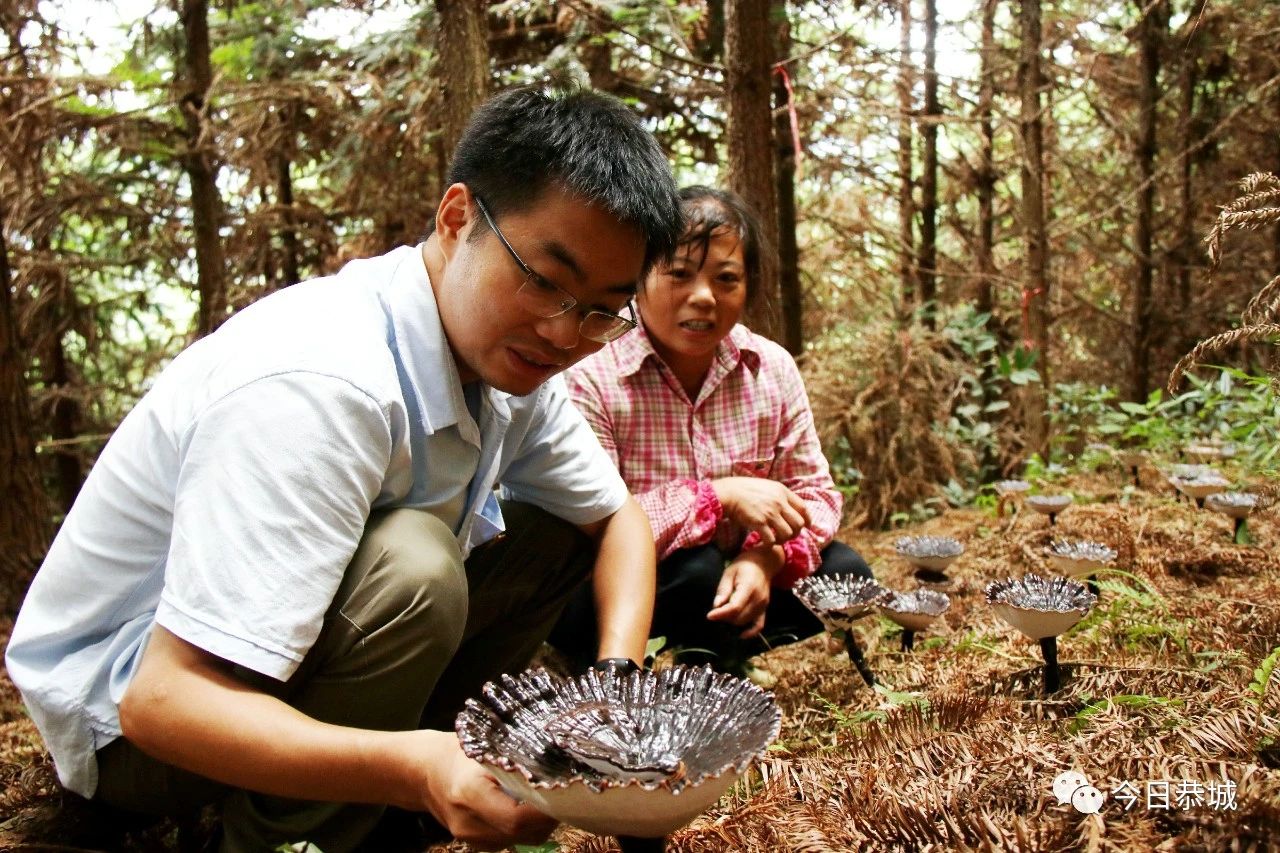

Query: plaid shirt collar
[612,320,764,380]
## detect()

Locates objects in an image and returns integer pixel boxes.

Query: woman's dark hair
[672,186,769,308]
[447,86,683,278]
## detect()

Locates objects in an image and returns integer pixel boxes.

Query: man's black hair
[670,185,770,310]
[447,86,683,277]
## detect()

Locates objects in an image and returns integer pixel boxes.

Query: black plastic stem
[1040,636,1060,694]
[617,836,666,852]
[843,631,877,686]
[1087,574,1099,597]
[902,630,915,652]
[1235,517,1245,539]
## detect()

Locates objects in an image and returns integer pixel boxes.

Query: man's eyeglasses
[473,195,637,344]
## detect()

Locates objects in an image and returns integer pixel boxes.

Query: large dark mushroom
[986,574,1096,694]
[456,666,779,847]
[877,589,951,652]
[793,575,893,686]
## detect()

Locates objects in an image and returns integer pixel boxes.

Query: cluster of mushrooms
[795,522,1105,696]
[1102,438,1256,541]
[1162,446,1259,541]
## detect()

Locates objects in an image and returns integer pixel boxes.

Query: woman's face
[638,226,749,369]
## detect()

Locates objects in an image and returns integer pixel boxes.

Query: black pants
[549,539,873,670]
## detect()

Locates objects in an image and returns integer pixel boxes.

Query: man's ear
[434,183,474,262]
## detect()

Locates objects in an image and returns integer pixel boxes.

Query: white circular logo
[1071,784,1106,815]
[1052,770,1090,805]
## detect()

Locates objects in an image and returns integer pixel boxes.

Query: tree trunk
[917,0,939,328]
[28,232,83,511]
[897,0,915,319]
[975,0,1001,476]
[435,0,490,171]
[1175,0,1205,323]
[725,0,781,340]
[277,149,300,287]
[45,328,81,514]
[1018,0,1050,454]
[773,3,802,355]
[180,0,229,336]
[697,0,726,63]
[1130,0,1165,401]
[976,0,997,318]
[0,213,50,613]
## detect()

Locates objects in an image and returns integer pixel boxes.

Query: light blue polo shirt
[5,245,628,798]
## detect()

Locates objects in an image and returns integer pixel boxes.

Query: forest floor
[3,463,1280,851]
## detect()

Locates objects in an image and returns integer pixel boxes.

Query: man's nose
[535,311,582,350]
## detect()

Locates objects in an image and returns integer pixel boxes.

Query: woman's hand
[706,560,770,638]
[705,545,784,638]
[712,477,811,545]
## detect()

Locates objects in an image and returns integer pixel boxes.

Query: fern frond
[1241,273,1280,326]
[1250,646,1280,709]
[1221,188,1280,214]
[1239,171,1280,193]
[1167,323,1280,392]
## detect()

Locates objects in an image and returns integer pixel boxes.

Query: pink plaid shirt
[566,323,842,588]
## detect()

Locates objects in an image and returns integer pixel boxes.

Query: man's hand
[416,731,557,850]
[712,477,811,546]
[119,628,556,851]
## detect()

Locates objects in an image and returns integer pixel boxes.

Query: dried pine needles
[548,487,1280,852]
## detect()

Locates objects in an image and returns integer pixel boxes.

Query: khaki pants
[94,501,593,852]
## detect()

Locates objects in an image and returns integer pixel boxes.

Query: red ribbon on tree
[772,64,803,176]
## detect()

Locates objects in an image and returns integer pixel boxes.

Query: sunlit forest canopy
[3,0,1279,607]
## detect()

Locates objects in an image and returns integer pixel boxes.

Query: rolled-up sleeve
[499,376,629,526]
[741,356,842,588]
[633,478,723,559]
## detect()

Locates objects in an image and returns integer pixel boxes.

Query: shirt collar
[380,245,499,442]
[613,321,764,378]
